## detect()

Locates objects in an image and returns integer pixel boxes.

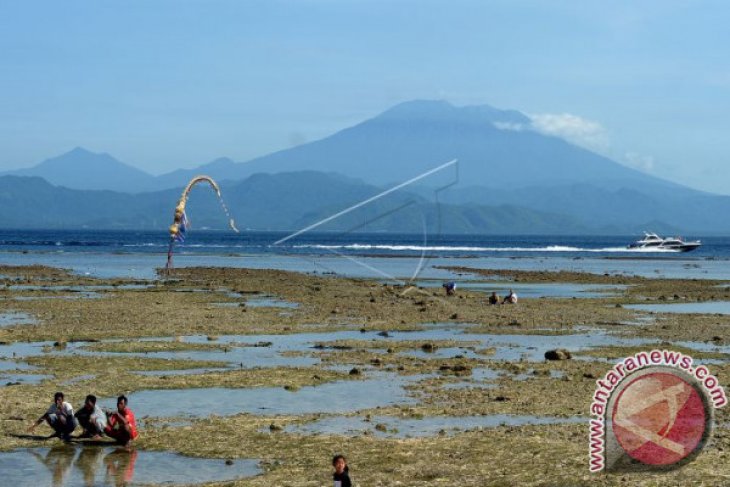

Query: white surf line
[273,159,458,246]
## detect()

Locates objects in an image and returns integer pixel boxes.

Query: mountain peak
[9,147,156,192]
[68,146,94,156]
[50,146,118,166]
[377,99,529,125]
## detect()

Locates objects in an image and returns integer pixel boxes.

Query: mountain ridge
[4,99,730,233]
[0,172,711,234]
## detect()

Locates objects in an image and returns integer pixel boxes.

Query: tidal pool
[1,372,52,386]
[10,292,103,301]
[0,446,260,486]
[245,296,300,308]
[0,356,51,386]
[288,414,585,438]
[0,358,36,372]
[415,280,627,299]
[2,284,151,292]
[626,301,730,315]
[0,326,655,384]
[99,373,422,418]
[386,328,653,362]
[0,311,37,327]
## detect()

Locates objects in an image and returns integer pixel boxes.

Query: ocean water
[0,230,728,280]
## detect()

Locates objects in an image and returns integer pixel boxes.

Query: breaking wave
[291,244,680,253]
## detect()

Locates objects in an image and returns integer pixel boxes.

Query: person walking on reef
[105,395,138,447]
[442,281,456,296]
[29,392,77,442]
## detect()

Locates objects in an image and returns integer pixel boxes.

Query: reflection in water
[104,448,138,487]
[0,447,260,486]
[29,446,136,487]
[75,447,104,487]
[30,445,76,486]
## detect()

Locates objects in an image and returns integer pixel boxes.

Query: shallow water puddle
[415,280,627,299]
[2,284,151,291]
[245,296,300,308]
[0,327,655,382]
[0,311,37,327]
[626,301,730,315]
[152,328,653,366]
[1,372,52,385]
[99,373,422,418]
[0,356,51,386]
[10,292,103,301]
[0,358,37,372]
[0,446,260,486]
[0,340,54,360]
[288,414,584,438]
[387,328,653,362]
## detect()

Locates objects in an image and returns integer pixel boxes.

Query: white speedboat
[628,232,701,252]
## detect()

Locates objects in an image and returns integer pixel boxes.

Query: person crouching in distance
[104,395,139,447]
[75,394,108,439]
[502,289,518,304]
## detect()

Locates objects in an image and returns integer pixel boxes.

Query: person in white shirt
[75,394,108,438]
[29,392,77,441]
[502,289,518,304]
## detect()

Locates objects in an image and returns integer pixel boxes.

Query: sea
[0,230,728,282]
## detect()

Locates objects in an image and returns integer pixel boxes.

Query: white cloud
[529,113,610,152]
[622,151,655,172]
[512,111,656,174]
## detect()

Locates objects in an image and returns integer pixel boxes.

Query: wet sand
[0,264,729,486]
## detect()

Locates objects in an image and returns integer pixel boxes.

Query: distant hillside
[4,147,158,193]
[431,182,730,233]
[154,157,244,190]
[0,173,592,234]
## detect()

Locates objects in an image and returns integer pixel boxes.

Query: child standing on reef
[332,454,352,487]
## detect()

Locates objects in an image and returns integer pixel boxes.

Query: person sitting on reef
[332,454,352,487]
[29,391,77,442]
[488,291,501,305]
[442,281,456,296]
[503,289,518,304]
[104,395,138,447]
[75,394,108,439]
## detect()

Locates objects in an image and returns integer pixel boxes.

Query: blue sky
[1,1,728,193]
